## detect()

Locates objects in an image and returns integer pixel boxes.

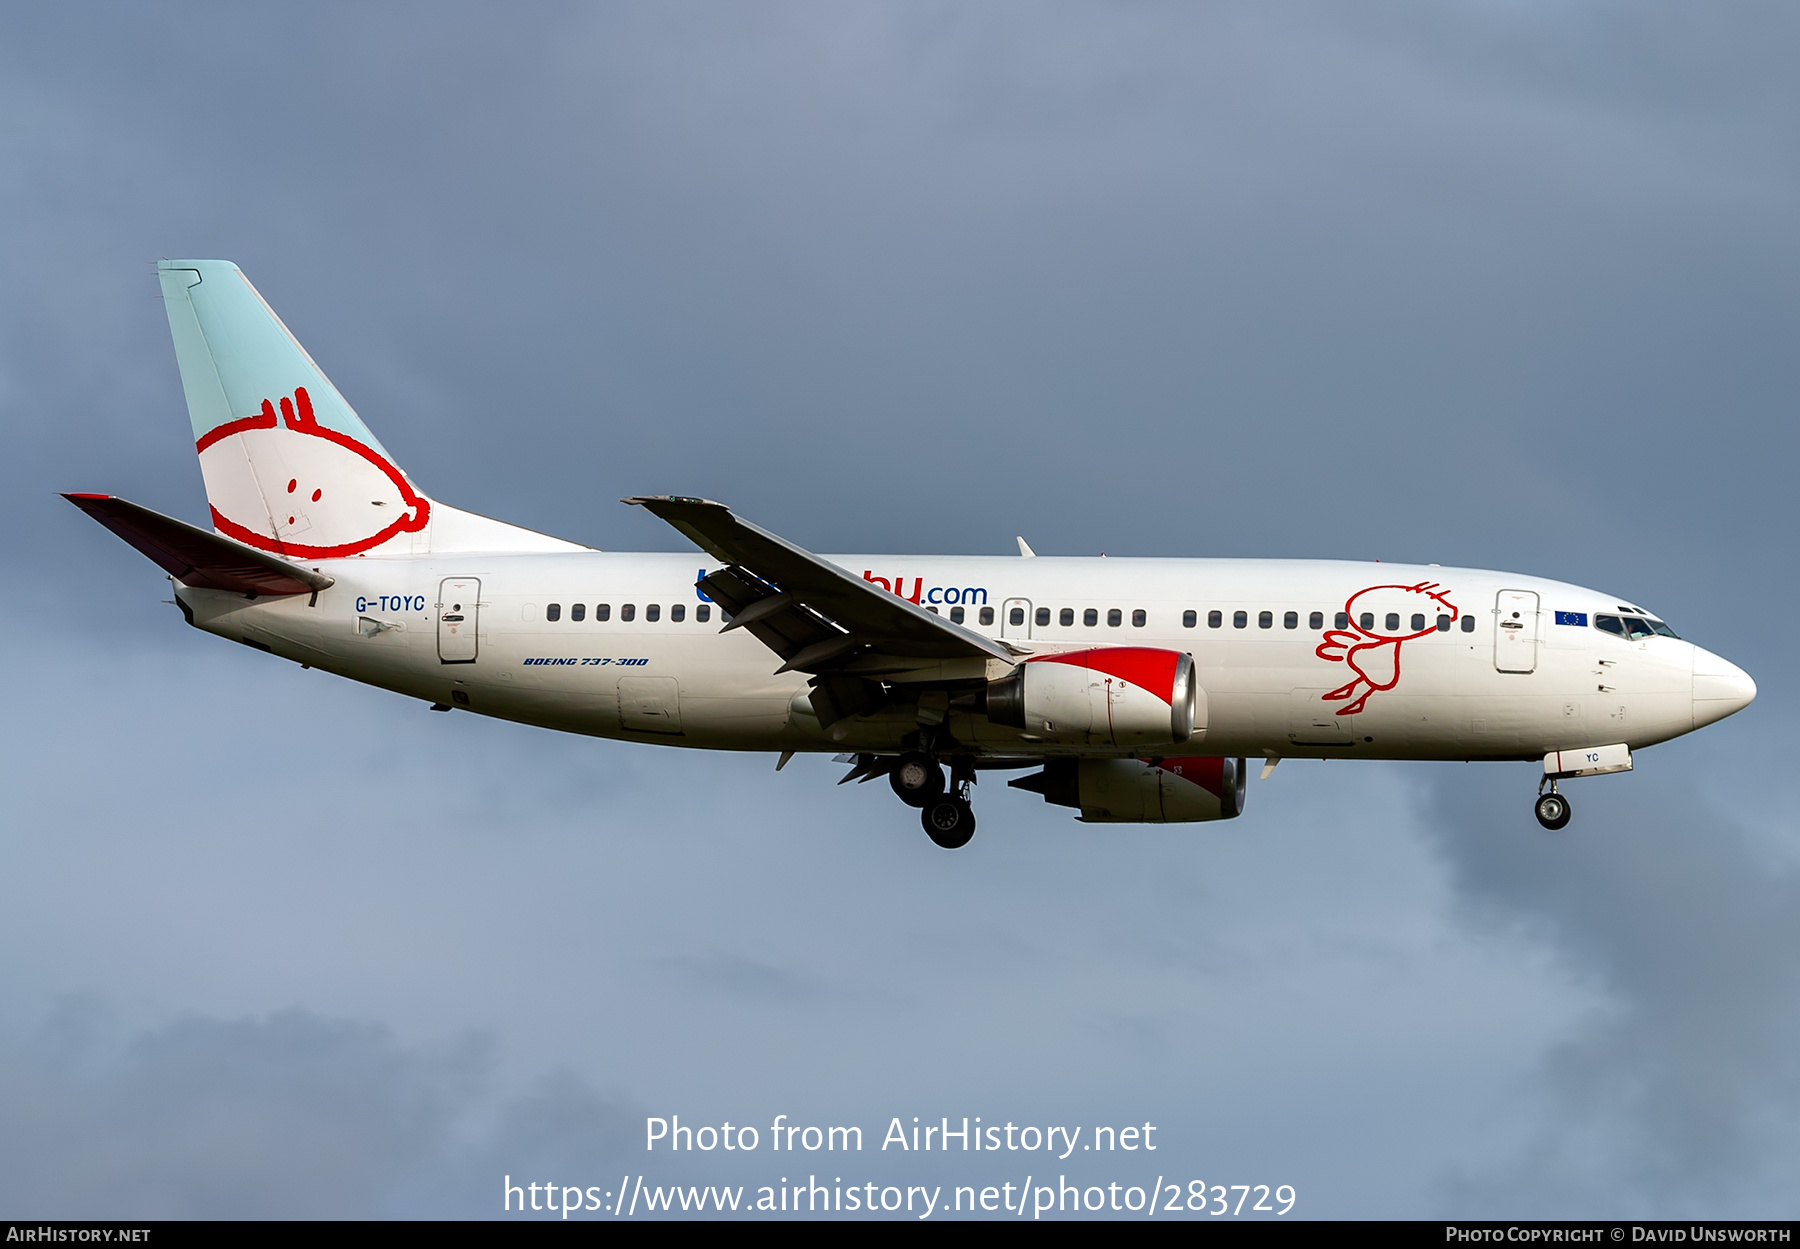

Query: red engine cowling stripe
[1030,647,1182,704]
[1156,757,1226,798]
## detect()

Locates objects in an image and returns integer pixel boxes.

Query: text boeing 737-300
[65,260,1755,848]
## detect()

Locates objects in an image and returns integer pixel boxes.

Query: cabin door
[1494,590,1539,674]
[437,578,480,664]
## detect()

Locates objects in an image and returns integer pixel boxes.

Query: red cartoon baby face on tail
[1314,581,1459,716]
[196,387,429,559]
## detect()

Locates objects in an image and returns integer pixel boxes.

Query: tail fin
[159,260,584,558]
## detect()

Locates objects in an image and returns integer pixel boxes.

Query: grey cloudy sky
[1,1,1795,1219]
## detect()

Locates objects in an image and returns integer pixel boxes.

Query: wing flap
[627,496,1016,673]
[64,493,335,596]
[697,564,850,665]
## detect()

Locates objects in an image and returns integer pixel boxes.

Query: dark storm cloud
[1,0,1795,1218]
[0,1005,481,1217]
[1426,766,1800,1217]
[9,2,1796,581]
[647,951,849,1005]
[0,1001,653,1219]
[0,627,1584,1216]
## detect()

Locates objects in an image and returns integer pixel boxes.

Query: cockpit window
[1604,610,1677,638]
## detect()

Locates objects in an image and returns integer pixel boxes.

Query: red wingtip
[63,492,114,500]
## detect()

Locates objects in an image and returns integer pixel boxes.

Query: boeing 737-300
[65,260,1757,848]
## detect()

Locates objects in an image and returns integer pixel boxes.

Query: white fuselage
[175,551,1744,764]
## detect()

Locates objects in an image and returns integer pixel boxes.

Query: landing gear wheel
[921,797,976,849]
[889,751,944,808]
[1535,792,1572,831]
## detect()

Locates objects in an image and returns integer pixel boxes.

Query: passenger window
[1035,607,1051,627]
[1360,612,1374,630]
[546,603,561,622]
[596,603,611,621]
[1258,611,1272,629]
[979,606,994,626]
[1623,616,1655,640]
[695,604,708,624]
[1461,615,1475,633]
[570,603,585,622]
[1336,612,1350,629]
[1208,610,1222,628]
[1183,610,1197,628]
[1107,608,1122,627]
[1385,613,1399,631]
[1132,609,1146,627]
[1411,613,1425,632]
[1084,608,1098,626]
[621,604,635,622]
[1009,607,1025,626]
[671,604,685,623]
[1310,611,1324,630]
[646,604,660,623]
[1233,610,1247,629]
[950,606,965,624]
[1060,608,1074,627]
[1436,614,1450,632]
[927,605,939,615]
[1284,611,1298,630]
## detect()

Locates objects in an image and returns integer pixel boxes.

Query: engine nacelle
[1010,756,1248,824]
[986,648,1201,748]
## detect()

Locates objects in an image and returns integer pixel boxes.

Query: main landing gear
[888,751,944,807]
[1535,779,1572,831]
[921,790,976,849]
[885,748,976,848]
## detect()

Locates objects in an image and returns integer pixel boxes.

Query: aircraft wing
[63,493,335,596]
[624,496,1019,674]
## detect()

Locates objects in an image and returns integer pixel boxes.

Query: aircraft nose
[1692,645,1756,729]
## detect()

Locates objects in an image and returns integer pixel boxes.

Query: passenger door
[1494,590,1539,674]
[437,577,480,664]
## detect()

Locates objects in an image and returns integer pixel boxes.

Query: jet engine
[986,648,1200,748]
[1010,756,1247,823]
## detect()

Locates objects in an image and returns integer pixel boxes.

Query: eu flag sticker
[1555,611,1588,626]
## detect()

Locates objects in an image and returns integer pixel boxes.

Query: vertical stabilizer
[159,259,428,558]
[158,260,588,557]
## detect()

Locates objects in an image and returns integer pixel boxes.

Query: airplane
[65,260,1757,848]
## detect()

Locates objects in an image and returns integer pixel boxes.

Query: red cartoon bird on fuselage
[1316,581,1460,715]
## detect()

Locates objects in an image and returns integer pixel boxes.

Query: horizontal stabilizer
[63,494,334,596]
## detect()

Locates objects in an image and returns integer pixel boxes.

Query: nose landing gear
[1534,780,1572,831]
